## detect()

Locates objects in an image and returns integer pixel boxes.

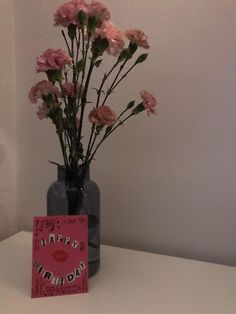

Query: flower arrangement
[29,0,157,179]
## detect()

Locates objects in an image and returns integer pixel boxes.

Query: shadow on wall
[0,204,11,241]
[0,145,12,241]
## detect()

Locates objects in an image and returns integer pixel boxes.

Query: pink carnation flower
[62,82,83,97]
[140,90,157,115]
[29,80,60,104]
[89,106,117,126]
[87,1,110,22]
[54,0,88,27]
[36,103,48,120]
[125,29,150,49]
[95,21,125,56]
[36,49,72,72]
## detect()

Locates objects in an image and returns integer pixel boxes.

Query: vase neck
[57,165,90,182]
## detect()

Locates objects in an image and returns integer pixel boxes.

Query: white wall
[0,0,18,240]
[14,0,236,265]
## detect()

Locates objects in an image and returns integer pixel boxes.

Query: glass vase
[47,165,100,277]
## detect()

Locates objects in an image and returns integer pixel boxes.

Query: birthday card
[31,215,88,298]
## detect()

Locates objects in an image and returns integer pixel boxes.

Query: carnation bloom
[36,103,48,120]
[140,90,157,115]
[95,21,125,56]
[54,0,88,27]
[125,29,150,49]
[36,48,72,72]
[89,106,117,126]
[29,80,60,104]
[62,82,83,97]
[87,1,110,23]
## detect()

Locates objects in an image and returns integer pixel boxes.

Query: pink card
[31,215,88,298]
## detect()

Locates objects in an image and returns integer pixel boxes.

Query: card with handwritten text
[31,215,88,298]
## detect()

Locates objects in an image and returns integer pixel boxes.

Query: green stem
[87,131,99,157]
[85,60,121,160]
[62,30,72,56]
[97,60,120,108]
[77,31,91,111]
[112,63,137,91]
[76,31,81,66]
[70,36,81,168]
[116,107,129,121]
[75,31,81,84]
[58,131,69,168]
[77,59,95,144]
[65,130,71,151]
[59,81,69,116]
[101,59,128,107]
[86,108,129,160]
[86,59,134,161]
[89,113,134,163]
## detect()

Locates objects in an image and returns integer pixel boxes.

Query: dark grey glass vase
[47,166,100,277]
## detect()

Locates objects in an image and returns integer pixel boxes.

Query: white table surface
[0,232,236,314]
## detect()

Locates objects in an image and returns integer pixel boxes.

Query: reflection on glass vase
[47,165,100,277]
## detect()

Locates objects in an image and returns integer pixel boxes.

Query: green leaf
[49,106,63,127]
[94,59,103,67]
[78,10,87,26]
[96,124,104,134]
[67,24,77,39]
[105,125,113,135]
[87,16,97,34]
[135,53,148,64]
[76,59,85,72]
[126,100,135,110]
[91,37,109,58]
[132,103,145,115]
[118,49,131,62]
[42,94,54,104]
[118,43,138,63]
[129,42,138,55]
[47,70,63,83]
[64,106,70,116]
